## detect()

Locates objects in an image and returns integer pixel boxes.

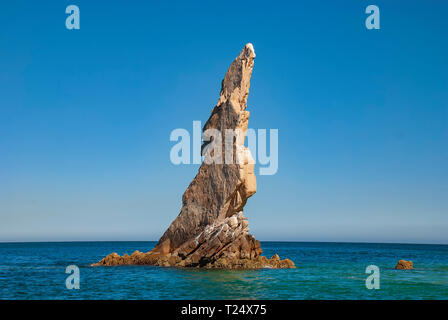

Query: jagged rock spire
[93,44,294,269]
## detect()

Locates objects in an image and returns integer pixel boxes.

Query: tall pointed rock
[93,44,295,269]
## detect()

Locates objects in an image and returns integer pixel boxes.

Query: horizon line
[0,239,447,246]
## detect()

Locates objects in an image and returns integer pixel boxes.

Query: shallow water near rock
[0,241,447,299]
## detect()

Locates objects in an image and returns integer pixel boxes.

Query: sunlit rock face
[93,44,295,269]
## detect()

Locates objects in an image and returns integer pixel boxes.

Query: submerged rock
[92,44,294,269]
[395,259,413,270]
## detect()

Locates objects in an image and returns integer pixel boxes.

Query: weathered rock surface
[395,259,413,270]
[92,44,295,269]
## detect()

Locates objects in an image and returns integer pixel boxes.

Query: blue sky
[1,1,447,243]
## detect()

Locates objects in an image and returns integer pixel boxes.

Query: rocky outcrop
[395,260,413,270]
[92,44,295,269]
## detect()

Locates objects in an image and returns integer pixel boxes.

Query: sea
[0,241,447,300]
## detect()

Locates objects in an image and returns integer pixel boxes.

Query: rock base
[91,251,295,269]
[92,211,295,269]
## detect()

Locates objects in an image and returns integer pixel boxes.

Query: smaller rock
[395,259,413,270]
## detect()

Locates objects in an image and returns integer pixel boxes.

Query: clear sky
[1,1,447,243]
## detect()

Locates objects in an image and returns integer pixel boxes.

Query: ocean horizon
[1,241,447,300]
[1,240,447,245]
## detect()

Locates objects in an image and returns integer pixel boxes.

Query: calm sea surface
[0,241,447,300]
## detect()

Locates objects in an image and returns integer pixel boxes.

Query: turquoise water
[0,241,447,300]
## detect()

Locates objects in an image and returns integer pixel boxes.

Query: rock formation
[395,259,413,270]
[92,44,295,269]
